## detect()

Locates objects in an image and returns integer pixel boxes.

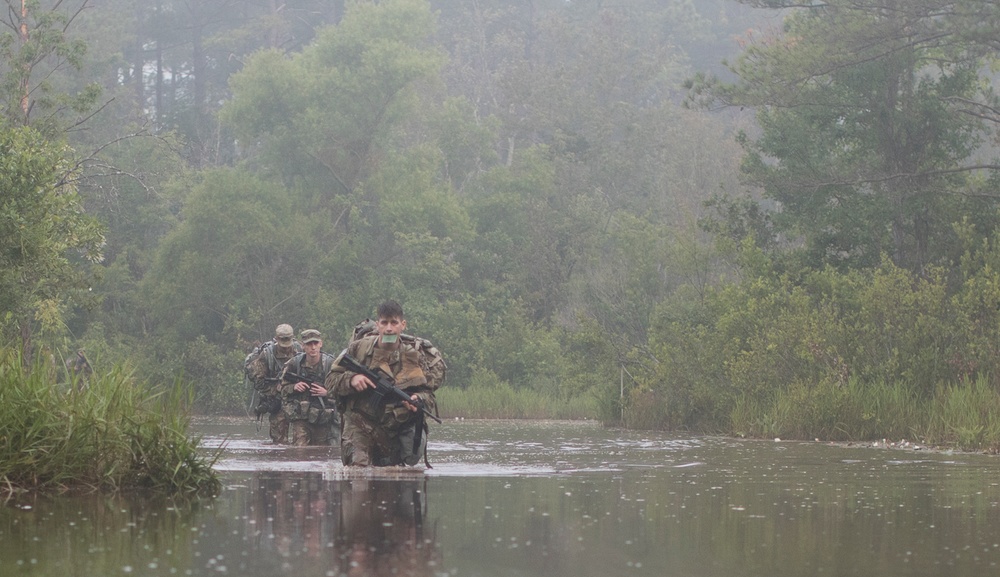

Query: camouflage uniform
[280,351,338,446]
[249,340,302,443]
[327,334,445,466]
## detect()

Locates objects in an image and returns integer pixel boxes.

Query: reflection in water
[4,420,1000,576]
[0,491,205,575]
[0,472,440,576]
[207,473,440,576]
[338,479,437,576]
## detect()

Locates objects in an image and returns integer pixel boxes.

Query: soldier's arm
[326,342,361,397]
[277,362,300,397]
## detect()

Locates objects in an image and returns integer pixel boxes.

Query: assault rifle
[284,372,329,410]
[336,353,442,424]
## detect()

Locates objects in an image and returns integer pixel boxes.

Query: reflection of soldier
[243,473,438,577]
[249,473,341,566]
[339,479,439,577]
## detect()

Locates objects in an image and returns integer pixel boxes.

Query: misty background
[7,0,1000,440]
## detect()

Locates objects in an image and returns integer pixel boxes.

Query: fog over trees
[5,0,1000,438]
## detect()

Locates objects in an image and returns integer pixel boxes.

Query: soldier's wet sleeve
[326,341,360,397]
[326,365,350,396]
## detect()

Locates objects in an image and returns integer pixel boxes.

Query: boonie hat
[300,329,322,344]
[275,323,294,344]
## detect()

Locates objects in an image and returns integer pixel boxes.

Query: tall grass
[0,349,220,494]
[923,377,1000,451]
[437,383,596,420]
[727,375,1000,452]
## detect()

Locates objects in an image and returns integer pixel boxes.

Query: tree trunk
[19,0,29,120]
[133,2,145,111]
[155,2,164,130]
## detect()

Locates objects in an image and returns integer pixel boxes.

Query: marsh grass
[0,349,220,494]
[922,377,1000,451]
[727,375,1000,452]
[437,383,595,420]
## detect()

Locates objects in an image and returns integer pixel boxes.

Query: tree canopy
[691,0,1000,272]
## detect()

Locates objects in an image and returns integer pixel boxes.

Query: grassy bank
[436,383,596,420]
[0,350,220,494]
[727,376,1000,453]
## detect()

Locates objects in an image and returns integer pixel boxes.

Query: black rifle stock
[336,353,442,424]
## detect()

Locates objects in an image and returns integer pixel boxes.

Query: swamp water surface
[3,419,1000,576]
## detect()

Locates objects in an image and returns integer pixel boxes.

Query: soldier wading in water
[279,329,339,446]
[327,300,445,466]
[247,324,302,444]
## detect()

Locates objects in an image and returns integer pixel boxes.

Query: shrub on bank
[0,350,221,494]
[437,386,595,419]
[730,378,923,442]
[618,243,1000,451]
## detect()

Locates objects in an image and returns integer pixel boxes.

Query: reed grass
[922,376,1000,451]
[728,375,1000,452]
[0,349,220,494]
[436,383,596,420]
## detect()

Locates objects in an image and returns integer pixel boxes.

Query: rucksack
[243,339,274,384]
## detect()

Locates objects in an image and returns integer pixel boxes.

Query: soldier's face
[377,316,406,337]
[303,340,322,360]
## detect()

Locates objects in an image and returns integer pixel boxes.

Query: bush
[0,349,220,494]
[639,245,1000,446]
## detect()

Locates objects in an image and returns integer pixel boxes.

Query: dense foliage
[4,0,1000,450]
[0,349,220,493]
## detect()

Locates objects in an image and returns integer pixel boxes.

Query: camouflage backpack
[245,340,302,418]
[243,339,273,384]
[347,318,446,387]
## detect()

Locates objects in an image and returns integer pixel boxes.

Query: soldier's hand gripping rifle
[336,353,442,424]
[283,372,330,410]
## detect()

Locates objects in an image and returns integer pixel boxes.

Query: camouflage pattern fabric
[328,334,444,466]
[280,351,338,446]
[248,341,301,443]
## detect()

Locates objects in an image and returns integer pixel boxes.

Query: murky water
[3,419,1000,576]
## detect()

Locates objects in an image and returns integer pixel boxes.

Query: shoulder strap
[319,351,336,375]
[289,352,306,373]
[264,342,285,375]
[354,334,379,361]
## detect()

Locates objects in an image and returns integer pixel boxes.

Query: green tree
[0,0,101,134]
[141,169,321,346]
[0,125,104,358]
[221,0,445,198]
[118,0,347,167]
[691,0,1000,272]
